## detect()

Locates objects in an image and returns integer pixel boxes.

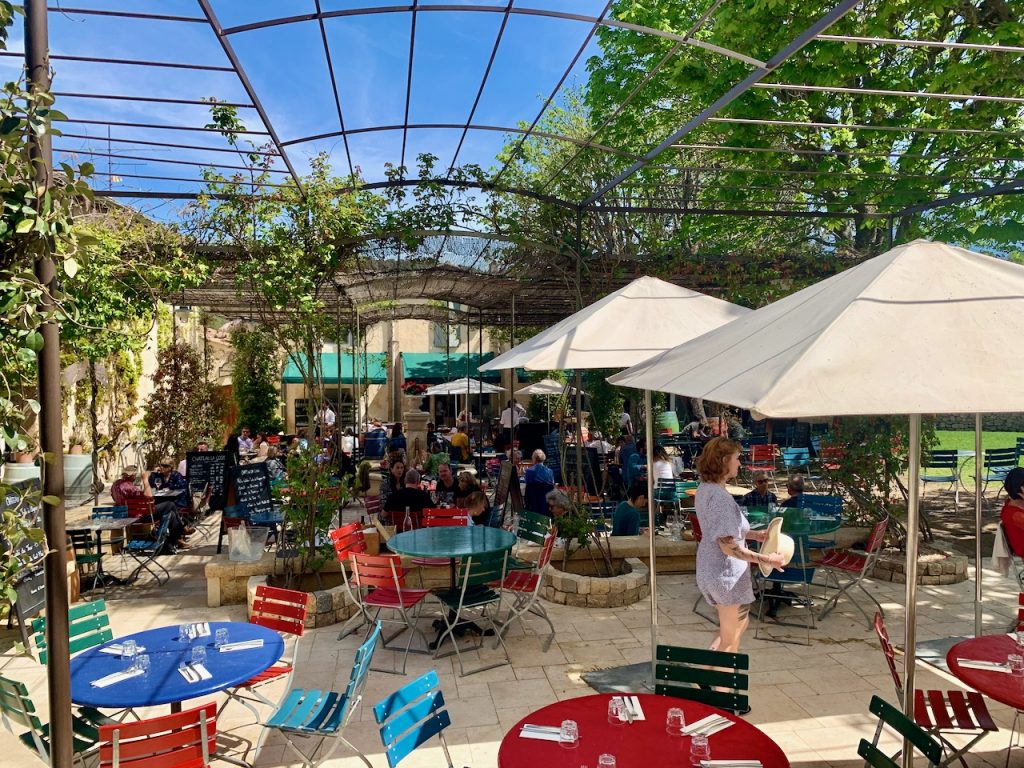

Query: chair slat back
[781,447,810,470]
[93,506,129,519]
[749,444,777,463]
[352,553,406,591]
[873,612,903,699]
[333,622,382,730]
[517,509,551,546]
[924,450,958,470]
[125,497,155,519]
[655,645,749,712]
[422,508,470,528]
[457,552,507,588]
[98,702,217,768]
[867,694,942,766]
[1018,593,1024,631]
[32,599,113,665]
[0,674,43,734]
[865,517,890,554]
[364,495,382,521]
[985,446,1017,469]
[251,584,308,637]
[330,522,366,565]
[858,740,899,768]
[798,494,843,517]
[373,670,452,768]
[536,533,557,571]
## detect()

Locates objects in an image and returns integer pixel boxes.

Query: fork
[180,663,198,683]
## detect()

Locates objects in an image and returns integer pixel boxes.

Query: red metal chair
[411,508,470,576]
[364,494,382,523]
[218,585,308,722]
[492,532,557,651]
[98,702,217,768]
[874,612,997,767]
[746,444,778,479]
[332,523,370,640]
[350,552,432,675]
[124,497,155,519]
[817,516,890,627]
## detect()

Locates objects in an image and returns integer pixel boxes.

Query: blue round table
[70,621,284,710]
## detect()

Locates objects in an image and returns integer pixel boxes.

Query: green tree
[230,326,283,435]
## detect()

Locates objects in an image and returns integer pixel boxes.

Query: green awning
[281,353,388,385]
[400,352,500,383]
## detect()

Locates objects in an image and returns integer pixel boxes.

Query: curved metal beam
[345,177,580,210]
[218,5,765,68]
[895,177,1024,217]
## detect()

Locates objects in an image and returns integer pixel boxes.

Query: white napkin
[615,695,647,722]
[702,761,763,767]
[178,663,213,683]
[683,714,732,736]
[100,644,146,656]
[90,668,144,688]
[519,729,562,742]
[219,639,264,652]
[192,623,211,638]
[957,659,1011,673]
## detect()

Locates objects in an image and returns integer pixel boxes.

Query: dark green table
[744,506,843,537]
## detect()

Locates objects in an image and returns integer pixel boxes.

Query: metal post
[509,293,516,449]
[902,413,922,768]
[574,370,584,498]
[355,309,362,430]
[335,296,342,431]
[645,388,657,688]
[26,2,72,766]
[974,413,983,636]
[479,306,484,451]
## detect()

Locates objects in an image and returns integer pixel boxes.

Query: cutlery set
[89,668,144,688]
[957,658,1011,673]
[178,662,212,683]
[683,714,735,737]
[219,639,264,652]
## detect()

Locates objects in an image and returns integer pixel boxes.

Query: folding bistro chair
[922,450,960,512]
[654,644,749,715]
[92,505,129,573]
[69,529,105,594]
[746,444,778,480]
[218,585,308,721]
[433,551,511,676]
[264,622,381,768]
[493,531,557,651]
[374,670,457,768]
[350,553,432,675]
[31,599,114,665]
[97,702,218,768]
[124,511,172,585]
[331,523,370,640]
[0,673,102,767]
[860,695,942,768]
[508,508,552,571]
[873,612,997,767]
[980,446,1019,503]
[818,516,889,626]
[755,533,817,645]
[780,447,813,486]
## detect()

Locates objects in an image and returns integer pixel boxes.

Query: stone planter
[542,557,650,608]
[63,453,93,504]
[871,545,968,585]
[2,460,40,484]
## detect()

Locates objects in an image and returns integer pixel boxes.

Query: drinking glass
[215,628,229,649]
[666,707,686,735]
[121,639,137,670]
[179,623,192,644]
[191,645,207,667]
[607,697,624,724]
[1009,653,1024,677]
[1016,628,1024,651]
[597,755,616,768]
[690,733,711,765]
[558,720,579,749]
[132,654,150,676]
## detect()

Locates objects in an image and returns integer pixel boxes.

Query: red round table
[947,635,1024,710]
[498,693,789,768]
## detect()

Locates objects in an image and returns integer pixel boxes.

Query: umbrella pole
[645,389,657,688]
[902,413,922,768]
[974,413,983,636]
[575,370,584,498]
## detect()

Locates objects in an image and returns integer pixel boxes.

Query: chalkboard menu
[186,451,229,510]
[493,461,523,525]
[1,479,45,574]
[233,463,272,518]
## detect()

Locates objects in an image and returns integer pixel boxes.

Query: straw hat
[759,517,795,577]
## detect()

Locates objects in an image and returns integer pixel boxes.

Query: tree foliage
[230,326,283,435]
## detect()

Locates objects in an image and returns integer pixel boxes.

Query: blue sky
[4,1,612,218]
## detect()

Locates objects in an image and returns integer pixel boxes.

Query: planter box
[542,557,650,608]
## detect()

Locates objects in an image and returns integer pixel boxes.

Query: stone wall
[870,546,968,585]
[541,557,650,608]
[935,414,1024,432]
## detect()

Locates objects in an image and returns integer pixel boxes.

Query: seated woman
[1001,467,1024,556]
[452,470,480,506]
[652,445,675,481]
[463,490,493,526]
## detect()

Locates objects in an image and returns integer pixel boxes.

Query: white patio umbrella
[609,239,1024,741]
[516,378,585,396]
[481,275,751,686]
[422,377,505,396]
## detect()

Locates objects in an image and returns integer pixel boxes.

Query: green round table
[744,506,843,536]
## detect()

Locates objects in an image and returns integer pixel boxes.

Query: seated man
[383,468,433,528]
[1001,468,1024,555]
[524,449,555,486]
[449,424,471,462]
[612,480,647,536]
[111,465,189,552]
[740,471,778,508]
[434,462,459,505]
[779,474,805,507]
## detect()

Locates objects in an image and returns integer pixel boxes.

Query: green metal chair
[654,644,749,715]
[69,529,105,594]
[508,509,552,571]
[859,695,942,768]
[30,598,113,665]
[433,551,510,676]
[0,673,104,766]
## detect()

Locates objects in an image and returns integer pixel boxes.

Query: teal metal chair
[124,511,172,585]
[0,674,103,767]
[655,644,749,715]
[263,622,381,768]
[859,695,942,768]
[433,552,510,676]
[31,599,114,665]
[980,446,1018,502]
[508,509,552,571]
[754,533,817,645]
[373,670,455,768]
[921,450,960,512]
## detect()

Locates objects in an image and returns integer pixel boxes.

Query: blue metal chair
[781,447,815,487]
[797,493,843,549]
[755,534,817,645]
[373,670,455,768]
[980,446,1018,502]
[124,511,172,585]
[263,622,381,768]
[586,500,615,533]
[921,449,960,512]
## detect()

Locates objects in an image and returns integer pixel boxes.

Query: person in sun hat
[695,437,786,672]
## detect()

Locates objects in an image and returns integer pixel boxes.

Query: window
[432,322,460,351]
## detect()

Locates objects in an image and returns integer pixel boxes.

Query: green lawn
[933,430,1022,485]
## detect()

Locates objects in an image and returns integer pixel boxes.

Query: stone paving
[1,513,1021,768]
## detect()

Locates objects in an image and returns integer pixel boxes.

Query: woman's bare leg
[715,604,749,653]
